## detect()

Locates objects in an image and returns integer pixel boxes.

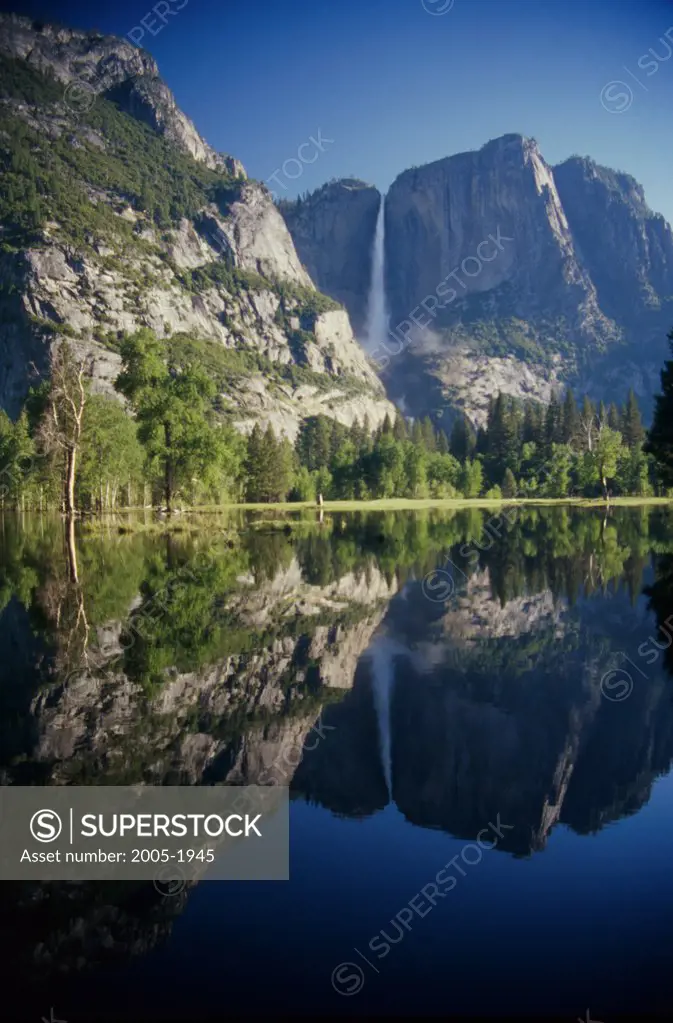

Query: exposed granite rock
[385,135,603,328]
[0,17,396,433]
[553,156,673,326]
[280,179,381,336]
[0,12,242,172]
[382,134,625,423]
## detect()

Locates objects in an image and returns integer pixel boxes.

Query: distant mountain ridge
[281,135,673,425]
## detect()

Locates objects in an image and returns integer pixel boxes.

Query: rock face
[283,134,673,425]
[280,179,380,337]
[0,12,241,172]
[382,135,616,425]
[385,135,605,334]
[0,15,395,436]
[553,156,673,328]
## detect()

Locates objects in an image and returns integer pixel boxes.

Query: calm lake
[1,506,673,1020]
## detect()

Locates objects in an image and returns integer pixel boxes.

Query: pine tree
[420,417,437,452]
[646,329,673,486]
[622,389,645,449]
[450,414,477,462]
[502,467,517,498]
[244,424,265,502]
[545,389,563,452]
[608,403,621,432]
[245,425,292,502]
[487,393,517,481]
[380,413,394,437]
[562,389,580,444]
[411,419,424,448]
[393,414,408,442]
[522,402,545,448]
[598,400,607,427]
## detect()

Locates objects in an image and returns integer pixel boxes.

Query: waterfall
[364,195,389,351]
[370,640,395,797]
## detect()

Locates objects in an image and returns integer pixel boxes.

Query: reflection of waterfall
[364,195,389,351]
[369,640,396,796]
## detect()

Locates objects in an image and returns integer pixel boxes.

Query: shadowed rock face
[385,135,602,331]
[553,156,673,328]
[290,570,673,857]
[280,180,381,337]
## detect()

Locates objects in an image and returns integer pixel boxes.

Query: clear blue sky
[13,0,673,223]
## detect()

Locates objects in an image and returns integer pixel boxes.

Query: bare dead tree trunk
[38,343,88,519]
[65,446,77,517]
[66,513,79,584]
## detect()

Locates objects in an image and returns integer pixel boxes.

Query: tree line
[2,327,673,511]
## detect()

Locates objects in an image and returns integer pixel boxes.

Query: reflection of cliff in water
[0,524,397,981]
[291,567,673,857]
[3,506,673,981]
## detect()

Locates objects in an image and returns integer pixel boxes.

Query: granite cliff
[279,179,380,337]
[282,136,673,425]
[0,14,395,438]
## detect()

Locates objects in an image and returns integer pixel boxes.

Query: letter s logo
[30,809,63,843]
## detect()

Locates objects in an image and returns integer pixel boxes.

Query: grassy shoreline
[4,495,671,521]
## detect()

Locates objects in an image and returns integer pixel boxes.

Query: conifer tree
[646,329,673,486]
[502,467,518,498]
[562,389,580,444]
[608,402,621,432]
[393,414,408,442]
[622,389,645,449]
[450,414,477,462]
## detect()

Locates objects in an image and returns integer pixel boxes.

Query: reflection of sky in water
[2,507,673,1018]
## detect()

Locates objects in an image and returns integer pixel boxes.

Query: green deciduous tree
[115,329,231,511]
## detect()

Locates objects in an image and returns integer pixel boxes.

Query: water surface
[1,506,672,1019]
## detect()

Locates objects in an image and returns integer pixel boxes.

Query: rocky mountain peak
[0,12,244,174]
[0,14,396,435]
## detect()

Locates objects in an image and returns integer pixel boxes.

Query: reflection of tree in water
[2,505,673,985]
[645,553,673,679]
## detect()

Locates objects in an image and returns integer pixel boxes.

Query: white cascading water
[364,195,389,351]
[369,639,396,797]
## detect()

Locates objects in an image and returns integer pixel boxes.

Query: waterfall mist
[363,195,389,351]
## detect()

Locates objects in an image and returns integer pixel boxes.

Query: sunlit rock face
[283,134,673,426]
[0,16,396,435]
